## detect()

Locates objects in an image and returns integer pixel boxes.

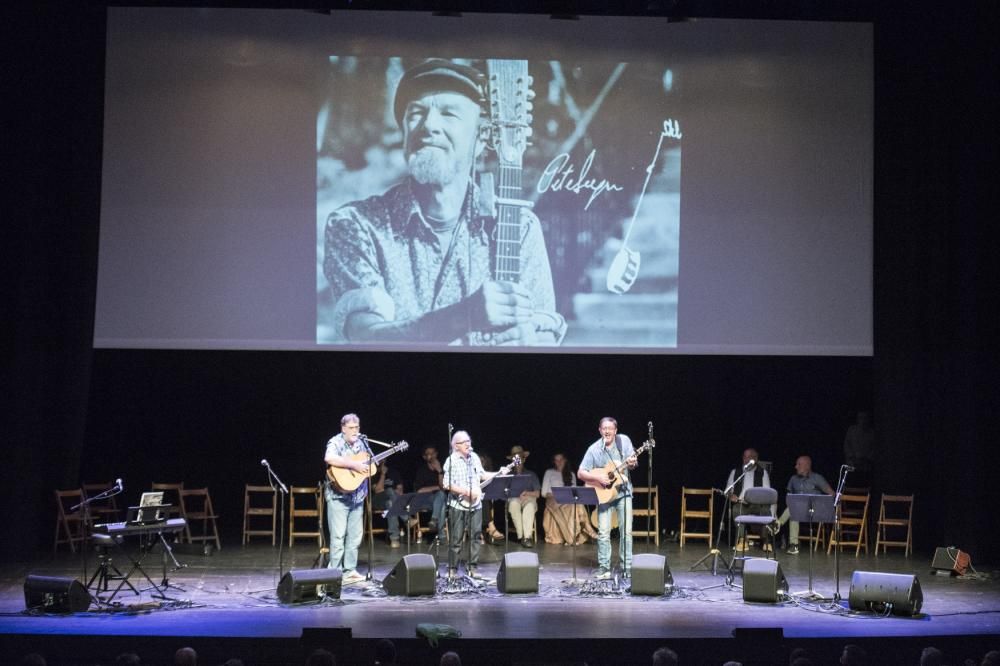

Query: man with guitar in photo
[323,58,565,346]
[577,417,640,580]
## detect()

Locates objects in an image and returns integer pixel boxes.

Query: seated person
[413,445,447,536]
[775,455,834,554]
[477,452,505,543]
[505,445,541,547]
[541,452,598,545]
[724,447,773,551]
[371,463,406,547]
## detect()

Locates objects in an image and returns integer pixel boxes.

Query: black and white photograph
[316,57,683,349]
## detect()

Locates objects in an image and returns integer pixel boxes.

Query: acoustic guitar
[584,439,656,506]
[326,440,409,493]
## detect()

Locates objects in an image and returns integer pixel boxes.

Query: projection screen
[95,8,873,355]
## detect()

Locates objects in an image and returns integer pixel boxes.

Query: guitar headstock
[511,454,521,468]
[486,59,533,167]
[395,440,409,452]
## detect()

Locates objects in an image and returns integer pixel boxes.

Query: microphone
[648,421,653,429]
[260,459,269,467]
[115,478,123,491]
[743,460,757,471]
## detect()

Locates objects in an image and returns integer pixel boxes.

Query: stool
[86,533,136,595]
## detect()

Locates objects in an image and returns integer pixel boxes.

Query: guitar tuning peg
[526,128,533,137]
[526,89,536,101]
[526,114,533,125]
[527,75,534,86]
[525,101,533,112]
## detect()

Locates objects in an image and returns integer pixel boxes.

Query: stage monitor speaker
[24,575,91,613]
[849,571,922,615]
[630,553,674,596]
[383,554,436,596]
[497,551,539,593]
[931,547,970,576]
[742,558,788,603]
[277,568,342,603]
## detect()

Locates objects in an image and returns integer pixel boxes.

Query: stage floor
[2,536,999,663]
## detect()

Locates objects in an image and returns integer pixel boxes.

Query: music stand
[388,491,435,552]
[483,474,536,554]
[552,486,598,586]
[787,493,835,599]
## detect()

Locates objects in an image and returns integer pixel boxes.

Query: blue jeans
[428,489,446,527]
[326,495,364,572]
[373,488,405,540]
[596,495,632,573]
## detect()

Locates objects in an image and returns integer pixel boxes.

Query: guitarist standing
[323,413,370,586]
[577,417,639,580]
[441,430,489,580]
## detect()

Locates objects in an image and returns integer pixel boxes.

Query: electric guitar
[585,439,656,505]
[452,454,521,509]
[326,440,409,493]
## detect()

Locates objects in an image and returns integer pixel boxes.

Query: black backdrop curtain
[3,2,996,561]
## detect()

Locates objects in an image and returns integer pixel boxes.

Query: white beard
[407,147,464,186]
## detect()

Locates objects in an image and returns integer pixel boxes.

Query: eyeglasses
[456,440,471,445]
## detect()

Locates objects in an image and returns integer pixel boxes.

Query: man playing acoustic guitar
[577,417,638,580]
[323,413,371,586]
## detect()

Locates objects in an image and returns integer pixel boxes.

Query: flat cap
[393,59,486,128]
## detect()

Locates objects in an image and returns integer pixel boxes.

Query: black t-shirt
[413,463,440,490]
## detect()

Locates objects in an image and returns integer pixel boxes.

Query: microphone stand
[262,460,289,583]
[462,455,479,584]
[694,464,752,583]
[645,422,655,547]
[832,465,852,604]
[437,424,454,562]
[360,434,378,583]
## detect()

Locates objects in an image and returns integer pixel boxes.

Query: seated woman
[542,452,598,545]
[478,452,505,544]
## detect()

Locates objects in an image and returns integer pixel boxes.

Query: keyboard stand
[92,519,187,604]
[104,530,172,604]
[156,531,188,595]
